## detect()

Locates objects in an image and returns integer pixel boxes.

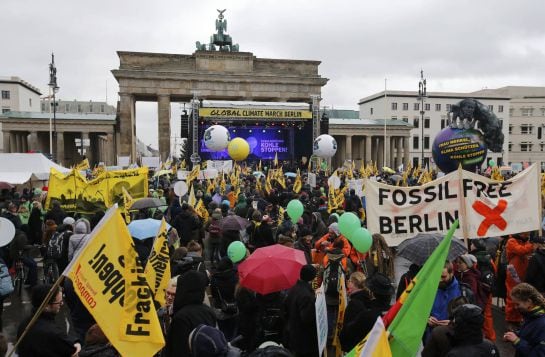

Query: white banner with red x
[365,164,542,245]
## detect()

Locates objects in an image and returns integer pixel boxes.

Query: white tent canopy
[0,153,70,184]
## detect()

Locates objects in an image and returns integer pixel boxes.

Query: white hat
[63,217,76,226]
[0,218,15,247]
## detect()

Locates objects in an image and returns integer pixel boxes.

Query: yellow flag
[63,207,164,356]
[188,184,197,207]
[258,160,262,172]
[75,158,90,171]
[328,184,336,213]
[491,166,504,181]
[278,206,285,226]
[274,152,278,167]
[333,273,347,357]
[180,160,186,169]
[293,174,302,194]
[220,174,226,195]
[207,179,215,195]
[256,176,262,192]
[121,187,134,224]
[265,172,273,195]
[187,164,200,186]
[195,199,209,220]
[144,219,170,307]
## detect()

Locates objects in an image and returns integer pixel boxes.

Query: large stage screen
[199,126,294,161]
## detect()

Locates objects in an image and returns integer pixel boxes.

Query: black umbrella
[396,232,467,266]
[221,215,250,231]
[129,198,166,210]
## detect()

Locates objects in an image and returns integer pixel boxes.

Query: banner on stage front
[365,164,541,245]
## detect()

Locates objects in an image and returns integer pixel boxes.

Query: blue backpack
[0,259,14,297]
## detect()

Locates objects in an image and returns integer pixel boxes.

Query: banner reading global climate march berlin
[365,164,541,246]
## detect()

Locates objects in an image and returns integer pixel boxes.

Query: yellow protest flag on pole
[121,187,134,224]
[195,199,209,221]
[75,158,90,171]
[188,184,197,207]
[144,219,170,307]
[273,152,278,168]
[62,206,165,356]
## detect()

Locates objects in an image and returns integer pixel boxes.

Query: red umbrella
[238,244,307,295]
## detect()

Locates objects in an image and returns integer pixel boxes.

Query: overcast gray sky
[2,0,545,148]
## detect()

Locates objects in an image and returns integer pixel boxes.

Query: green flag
[388,220,458,357]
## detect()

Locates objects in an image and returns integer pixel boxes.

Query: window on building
[78,104,82,112]
[402,103,408,110]
[425,103,430,111]
[435,104,441,111]
[488,105,493,112]
[424,117,430,128]
[424,136,430,149]
[498,105,504,113]
[370,108,373,115]
[89,104,93,112]
[391,116,397,120]
[508,143,512,152]
[391,102,398,110]
[522,108,533,117]
[101,104,105,113]
[499,119,503,129]
[413,118,419,128]
[414,103,419,111]
[1,108,10,113]
[441,119,446,129]
[541,143,545,152]
[446,104,452,111]
[521,124,533,134]
[65,104,70,112]
[41,102,45,111]
[1,90,10,99]
[402,116,408,123]
[509,125,513,134]
[521,142,532,152]
[413,136,419,149]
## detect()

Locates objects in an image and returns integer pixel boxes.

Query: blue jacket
[430,277,461,321]
[515,308,545,357]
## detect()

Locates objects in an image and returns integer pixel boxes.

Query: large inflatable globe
[432,127,487,173]
[313,134,337,158]
[204,125,230,152]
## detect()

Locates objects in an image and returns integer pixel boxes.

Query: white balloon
[313,134,337,158]
[0,217,15,247]
[173,181,188,197]
[204,125,231,152]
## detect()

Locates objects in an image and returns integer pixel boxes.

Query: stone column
[3,132,10,153]
[396,137,403,168]
[157,94,171,161]
[403,136,410,166]
[358,137,365,165]
[384,136,391,167]
[29,131,38,152]
[9,132,16,153]
[57,131,65,165]
[15,133,23,152]
[365,136,372,164]
[345,135,352,161]
[106,133,115,165]
[81,132,91,163]
[389,136,395,168]
[119,93,136,161]
[378,137,384,167]
[22,133,28,152]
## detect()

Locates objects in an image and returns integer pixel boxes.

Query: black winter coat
[255,223,275,248]
[165,271,216,357]
[284,280,318,355]
[172,211,201,245]
[446,340,499,357]
[525,248,545,292]
[17,311,78,357]
[294,238,312,264]
[339,290,380,352]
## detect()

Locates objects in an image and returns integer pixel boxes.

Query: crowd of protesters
[0,164,543,356]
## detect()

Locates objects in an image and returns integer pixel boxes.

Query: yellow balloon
[228,137,250,161]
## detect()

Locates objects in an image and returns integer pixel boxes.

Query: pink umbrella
[238,244,307,295]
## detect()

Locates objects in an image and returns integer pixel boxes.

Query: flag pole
[457,164,469,247]
[384,78,387,170]
[8,276,65,357]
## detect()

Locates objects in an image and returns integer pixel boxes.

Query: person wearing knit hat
[455,254,486,308]
[313,222,351,257]
[284,264,319,356]
[188,324,241,357]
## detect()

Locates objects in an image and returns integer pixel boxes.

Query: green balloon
[286,199,304,221]
[338,212,360,238]
[351,227,373,253]
[488,159,496,167]
[227,241,246,263]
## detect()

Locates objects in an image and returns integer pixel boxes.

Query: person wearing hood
[171,240,209,285]
[44,200,66,226]
[254,215,275,249]
[68,218,91,261]
[396,263,421,300]
[164,270,217,357]
[188,324,241,357]
[505,232,534,327]
[234,194,249,218]
[204,208,223,265]
[284,264,319,357]
[210,257,239,341]
[27,201,43,245]
[311,212,328,244]
[54,216,75,272]
[172,203,202,246]
[294,227,313,264]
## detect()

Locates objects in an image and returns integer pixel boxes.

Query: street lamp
[417,70,427,166]
[48,53,59,161]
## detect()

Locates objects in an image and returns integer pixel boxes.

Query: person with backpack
[46,217,74,273]
[255,291,285,347]
[205,209,223,266]
[525,236,545,293]
[470,239,497,341]
[321,238,347,344]
[210,257,239,341]
[171,240,209,285]
[67,218,91,262]
[0,257,14,331]
[455,254,486,308]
